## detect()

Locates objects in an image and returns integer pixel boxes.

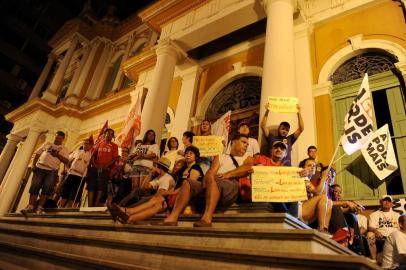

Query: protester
[260,103,304,165]
[177,131,194,156]
[88,128,119,207]
[299,146,324,182]
[108,146,203,224]
[162,136,183,172]
[21,131,70,215]
[197,120,213,174]
[226,121,259,157]
[192,133,254,227]
[382,214,406,269]
[106,147,131,205]
[59,139,92,208]
[367,195,400,261]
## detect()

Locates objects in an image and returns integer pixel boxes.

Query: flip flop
[193,220,212,227]
[110,203,129,224]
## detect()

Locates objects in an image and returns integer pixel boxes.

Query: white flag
[211,111,231,143]
[341,73,374,155]
[361,124,398,180]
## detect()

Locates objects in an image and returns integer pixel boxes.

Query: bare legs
[302,195,333,230]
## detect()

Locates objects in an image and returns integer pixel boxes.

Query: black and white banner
[341,73,374,155]
[361,124,398,180]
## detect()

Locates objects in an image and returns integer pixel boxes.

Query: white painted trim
[195,66,263,118]
[318,39,406,84]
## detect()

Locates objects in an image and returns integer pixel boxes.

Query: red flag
[92,120,108,152]
[117,94,142,148]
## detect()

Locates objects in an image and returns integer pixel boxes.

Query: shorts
[214,177,239,210]
[130,165,150,177]
[60,174,83,201]
[87,167,109,193]
[29,168,58,196]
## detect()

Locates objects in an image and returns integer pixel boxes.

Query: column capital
[156,39,186,63]
[6,134,22,143]
[312,81,333,97]
[262,0,296,13]
[179,65,202,81]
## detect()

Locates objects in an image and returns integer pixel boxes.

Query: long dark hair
[167,137,179,150]
[142,129,156,144]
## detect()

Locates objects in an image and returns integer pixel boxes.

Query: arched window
[205,76,261,138]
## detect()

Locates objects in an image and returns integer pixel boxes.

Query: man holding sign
[193,134,254,227]
[261,101,304,166]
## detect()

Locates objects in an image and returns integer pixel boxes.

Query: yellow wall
[311,1,406,161]
[168,77,182,113]
[193,44,264,116]
[311,1,406,83]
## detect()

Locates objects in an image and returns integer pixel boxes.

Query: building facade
[0,0,405,215]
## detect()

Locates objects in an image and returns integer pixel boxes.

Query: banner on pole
[341,73,374,155]
[116,93,142,149]
[361,124,398,180]
[251,166,307,202]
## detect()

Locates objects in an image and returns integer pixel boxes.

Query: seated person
[367,195,400,262]
[297,157,334,232]
[225,121,260,157]
[108,147,203,224]
[382,214,406,269]
[194,134,254,227]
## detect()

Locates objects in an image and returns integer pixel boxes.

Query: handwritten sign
[193,136,224,157]
[268,96,298,113]
[251,166,307,202]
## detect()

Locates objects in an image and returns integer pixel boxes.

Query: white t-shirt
[217,153,250,174]
[225,138,260,157]
[357,214,368,231]
[68,149,92,177]
[35,142,70,171]
[382,230,406,269]
[368,209,400,237]
[149,173,175,191]
[132,144,160,168]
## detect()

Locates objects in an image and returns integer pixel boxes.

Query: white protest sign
[361,124,398,180]
[341,73,374,155]
[251,166,307,202]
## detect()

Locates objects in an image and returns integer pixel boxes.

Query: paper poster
[193,136,224,157]
[267,96,298,113]
[251,166,307,202]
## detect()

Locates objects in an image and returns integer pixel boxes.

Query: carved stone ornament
[205,76,261,120]
[330,53,396,85]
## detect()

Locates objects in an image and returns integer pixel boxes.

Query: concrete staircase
[0,204,380,270]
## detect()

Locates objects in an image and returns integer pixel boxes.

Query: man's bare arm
[293,104,304,139]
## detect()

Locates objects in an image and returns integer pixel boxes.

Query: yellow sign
[251,166,307,202]
[268,96,298,113]
[193,136,224,157]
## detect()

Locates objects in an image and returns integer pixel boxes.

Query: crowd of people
[19,104,405,269]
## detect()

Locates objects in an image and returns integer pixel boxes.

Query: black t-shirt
[174,164,204,189]
[268,134,297,166]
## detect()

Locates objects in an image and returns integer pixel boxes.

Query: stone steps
[0,206,380,270]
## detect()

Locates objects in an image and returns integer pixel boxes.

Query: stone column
[0,127,43,216]
[29,53,56,100]
[140,39,184,143]
[171,66,201,140]
[64,46,90,103]
[0,142,24,195]
[111,34,135,92]
[42,36,80,104]
[65,38,100,105]
[259,0,297,134]
[0,134,22,184]
[82,41,114,103]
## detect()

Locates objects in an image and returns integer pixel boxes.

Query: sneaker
[21,205,35,217]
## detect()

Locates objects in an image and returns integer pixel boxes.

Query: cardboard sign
[341,73,374,155]
[193,136,224,157]
[361,124,398,180]
[251,166,307,202]
[268,96,298,113]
